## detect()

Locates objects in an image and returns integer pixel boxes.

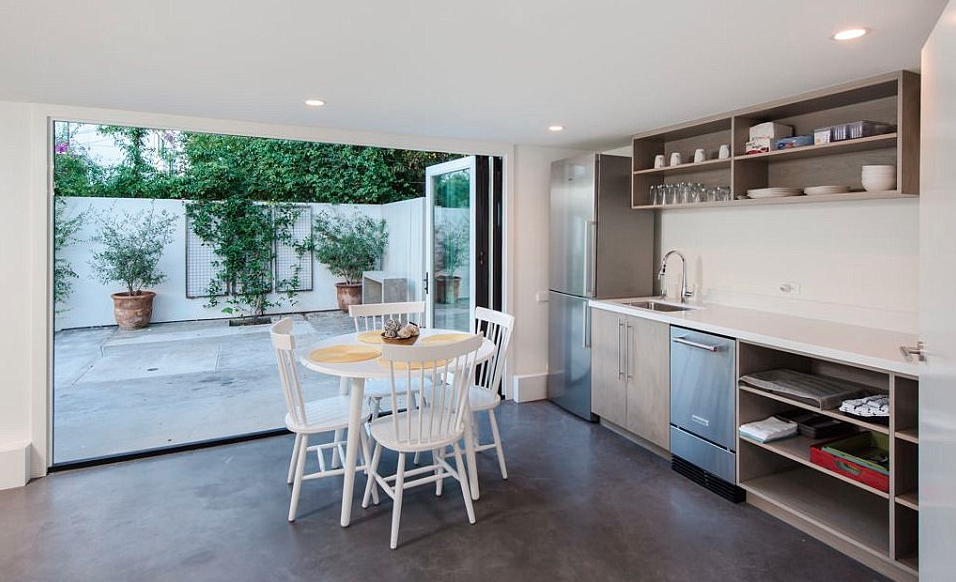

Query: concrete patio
[53,311,355,464]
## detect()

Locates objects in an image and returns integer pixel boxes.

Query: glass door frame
[424,156,477,330]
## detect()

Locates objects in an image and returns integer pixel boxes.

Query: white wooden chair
[271,318,377,522]
[468,307,515,482]
[349,301,427,418]
[361,335,482,549]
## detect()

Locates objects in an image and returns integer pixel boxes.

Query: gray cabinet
[591,308,670,450]
[590,308,626,426]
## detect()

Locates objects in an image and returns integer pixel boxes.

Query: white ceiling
[0,1,946,149]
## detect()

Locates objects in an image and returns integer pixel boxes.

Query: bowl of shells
[380,319,421,345]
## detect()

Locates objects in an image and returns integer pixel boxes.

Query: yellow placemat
[378,358,449,370]
[356,330,384,345]
[420,333,477,346]
[309,345,381,364]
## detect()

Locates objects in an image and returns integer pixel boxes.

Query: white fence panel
[55,197,422,330]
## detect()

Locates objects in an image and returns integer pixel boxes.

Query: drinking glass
[665,184,677,205]
[705,187,717,202]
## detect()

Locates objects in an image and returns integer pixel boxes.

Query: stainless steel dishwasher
[669,326,743,501]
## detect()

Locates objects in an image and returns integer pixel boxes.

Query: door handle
[582,303,591,349]
[423,271,429,294]
[672,336,721,352]
[618,319,624,379]
[899,342,925,363]
[583,220,596,297]
[625,321,633,380]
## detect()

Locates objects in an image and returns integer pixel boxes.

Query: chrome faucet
[658,250,694,303]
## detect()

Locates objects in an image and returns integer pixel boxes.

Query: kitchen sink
[622,300,695,313]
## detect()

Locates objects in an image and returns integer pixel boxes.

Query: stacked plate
[746,187,803,199]
[804,185,850,196]
[862,165,897,192]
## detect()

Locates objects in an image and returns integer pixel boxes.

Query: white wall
[510,145,589,399]
[0,99,516,486]
[658,199,919,332]
[55,197,425,329]
[0,102,36,487]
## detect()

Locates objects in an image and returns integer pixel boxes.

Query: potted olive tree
[89,207,175,330]
[311,210,388,312]
[435,216,469,304]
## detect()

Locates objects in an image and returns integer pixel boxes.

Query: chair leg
[360,428,380,506]
[330,429,343,469]
[488,408,508,480]
[288,434,309,522]
[390,452,406,550]
[433,448,445,496]
[461,411,480,500]
[362,442,382,508]
[287,433,302,485]
[452,442,476,524]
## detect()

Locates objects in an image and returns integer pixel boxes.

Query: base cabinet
[591,308,670,450]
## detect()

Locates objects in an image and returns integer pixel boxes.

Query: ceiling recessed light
[548,125,565,132]
[304,99,326,107]
[832,28,868,41]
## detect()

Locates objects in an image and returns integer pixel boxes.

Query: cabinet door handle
[625,321,633,380]
[672,336,721,352]
[617,319,624,379]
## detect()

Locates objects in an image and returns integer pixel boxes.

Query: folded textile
[839,394,890,418]
[739,416,799,444]
[739,369,868,410]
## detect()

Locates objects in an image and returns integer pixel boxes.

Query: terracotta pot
[335,282,363,312]
[111,291,156,330]
[435,275,462,304]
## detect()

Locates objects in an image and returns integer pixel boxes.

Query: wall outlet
[779,281,801,296]
[535,292,549,303]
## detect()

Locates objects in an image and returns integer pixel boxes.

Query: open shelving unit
[736,341,920,582]
[630,71,920,210]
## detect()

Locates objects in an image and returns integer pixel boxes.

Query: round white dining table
[299,328,496,527]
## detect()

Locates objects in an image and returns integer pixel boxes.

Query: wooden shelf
[734,133,897,162]
[741,467,890,557]
[896,428,919,444]
[632,190,914,210]
[896,490,919,511]
[633,158,730,176]
[740,435,889,498]
[739,384,890,435]
[631,71,920,212]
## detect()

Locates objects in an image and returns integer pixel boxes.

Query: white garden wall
[55,196,426,329]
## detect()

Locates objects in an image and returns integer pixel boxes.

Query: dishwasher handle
[672,336,723,352]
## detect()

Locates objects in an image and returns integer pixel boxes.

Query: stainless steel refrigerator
[547,154,655,420]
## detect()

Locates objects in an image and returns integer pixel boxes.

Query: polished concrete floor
[1,402,889,582]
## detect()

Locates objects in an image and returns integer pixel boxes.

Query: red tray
[810,437,890,493]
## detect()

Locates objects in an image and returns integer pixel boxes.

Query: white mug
[693,148,706,163]
[654,154,666,169]
[718,144,731,159]
[670,152,682,166]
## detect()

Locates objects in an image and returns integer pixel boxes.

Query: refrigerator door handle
[582,302,591,348]
[583,219,597,297]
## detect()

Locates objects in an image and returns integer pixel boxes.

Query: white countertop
[590,297,919,377]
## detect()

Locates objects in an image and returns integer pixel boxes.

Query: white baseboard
[512,372,548,403]
[0,441,31,490]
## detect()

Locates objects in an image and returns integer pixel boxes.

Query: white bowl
[862,176,897,192]
[862,169,897,177]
